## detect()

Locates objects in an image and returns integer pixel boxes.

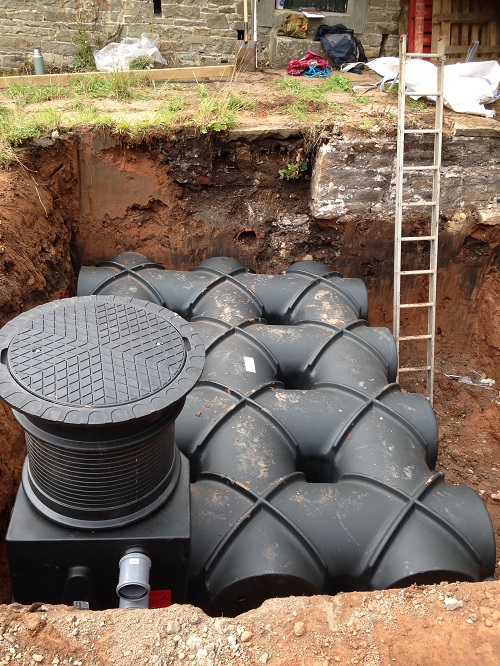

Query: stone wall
[0,0,402,73]
[363,0,402,59]
[310,126,500,221]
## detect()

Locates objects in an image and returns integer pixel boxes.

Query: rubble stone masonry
[0,0,401,72]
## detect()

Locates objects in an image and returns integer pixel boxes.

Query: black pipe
[78,252,369,326]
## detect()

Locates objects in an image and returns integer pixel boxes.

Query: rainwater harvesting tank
[0,256,495,614]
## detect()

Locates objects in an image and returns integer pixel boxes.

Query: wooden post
[414,0,426,53]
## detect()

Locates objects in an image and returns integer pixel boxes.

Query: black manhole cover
[8,300,186,407]
[0,296,205,425]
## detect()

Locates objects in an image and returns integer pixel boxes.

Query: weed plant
[195,84,211,99]
[406,97,430,112]
[274,74,353,119]
[195,97,237,133]
[278,161,307,180]
[278,98,342,120]
[225,91,256,111]
[275,78,304,95]
[0,67,380,166]
[386,84,430,111]
[280,100,309,120]
[0,106,15,165]
[4,73,157,108]
[129,56,154,71]
[0,137,15,167]
[321,74,353,93]
[72,22,95,72]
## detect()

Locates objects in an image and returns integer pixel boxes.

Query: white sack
[94,33,167,72]
[367,57,500,118]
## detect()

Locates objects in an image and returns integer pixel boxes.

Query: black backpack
[313,24,367,74]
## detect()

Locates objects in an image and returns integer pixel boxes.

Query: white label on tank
[73,601,89,610]
[129,558,140,565]
[244,357,256,373]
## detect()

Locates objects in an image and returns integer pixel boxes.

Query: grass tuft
[275,73,353,98]
[192,87,247,133]
[320,74,353,93]
[0,106,63,153]
[69,72,156,100]
[111,102,183,139]
[69,101,112,128]
[5,83,66,106]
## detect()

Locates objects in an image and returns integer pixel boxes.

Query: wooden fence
[431,0,499,61]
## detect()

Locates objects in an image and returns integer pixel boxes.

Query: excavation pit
[0,119,498,657]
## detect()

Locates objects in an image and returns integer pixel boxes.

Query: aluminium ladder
[393,34,446,405]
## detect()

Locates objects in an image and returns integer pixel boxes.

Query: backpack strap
[354,37,368,64]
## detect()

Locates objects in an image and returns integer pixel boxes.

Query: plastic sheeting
[367,57,500,118]
[94,33,167,72]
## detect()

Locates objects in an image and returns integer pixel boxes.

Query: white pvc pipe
[116,552,151,609]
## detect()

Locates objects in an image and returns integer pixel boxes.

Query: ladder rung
[407,52,443,58]
[402,166,438,172]
[404,91,441,98]
[401,235,436,241]
[402,201,437,207]
[400,269,434,275]
[404,129,440,135]
[399,334,432,341]
[400,302,434,309]
[398,365,432,373]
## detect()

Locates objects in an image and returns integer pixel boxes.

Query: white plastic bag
[367,57,500,118]
[94,33,167,72]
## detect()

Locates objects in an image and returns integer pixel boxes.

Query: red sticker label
[149,589,172,608]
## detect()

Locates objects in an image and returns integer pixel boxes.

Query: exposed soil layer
[1,582,499,665]
[0,84,499,661]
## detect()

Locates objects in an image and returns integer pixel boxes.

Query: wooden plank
[431,0,442,53]
[440,0,452,52]
[461,0,470,47]
[433,11,496,23]
[443,46,472,55]
[0,65,236,90]
[431,0,500,60]
[449,0,459,50]
[445,44,500,54]
[489,20,498,46]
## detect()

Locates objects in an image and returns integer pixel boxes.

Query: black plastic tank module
[0,296,204,609]
[0,253,496,616]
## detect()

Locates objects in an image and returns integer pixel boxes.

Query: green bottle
[33,48,46,75]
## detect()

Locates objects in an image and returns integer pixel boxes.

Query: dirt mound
[1,582,499,665]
